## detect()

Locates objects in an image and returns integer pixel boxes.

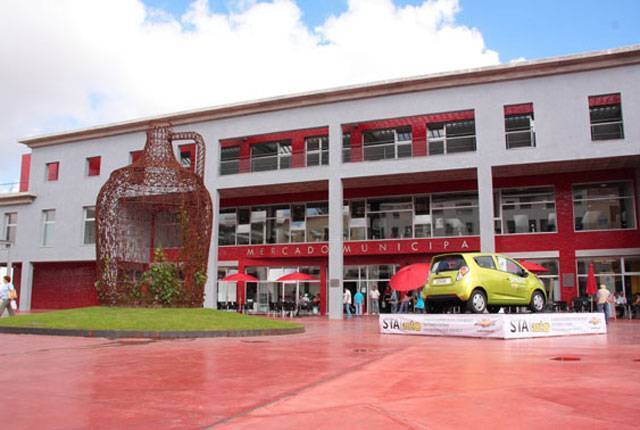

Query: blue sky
[144,0,640,62]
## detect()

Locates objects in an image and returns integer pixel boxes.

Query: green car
[422,252,547,313]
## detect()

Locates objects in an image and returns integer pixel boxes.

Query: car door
[495,256,526,302]
[471,255,504,302]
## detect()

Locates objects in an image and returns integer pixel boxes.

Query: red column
[19,154,31,192]
[350,129,362,162]
[556,181,578,303]
[412,122,427,157]
[239,142,251,173]
[291,135,306,168]
[320,262,327,316]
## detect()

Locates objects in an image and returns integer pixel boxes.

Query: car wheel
[467,289,487,313]
[487,305,501,313]
[530,291,545,313]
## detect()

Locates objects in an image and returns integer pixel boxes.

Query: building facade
[1,47,639,318]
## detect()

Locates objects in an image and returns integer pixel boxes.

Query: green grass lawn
[0,307,302,332]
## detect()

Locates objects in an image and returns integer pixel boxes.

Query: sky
[0,0,638,185]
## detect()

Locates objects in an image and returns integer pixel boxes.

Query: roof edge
[20,45,640,148]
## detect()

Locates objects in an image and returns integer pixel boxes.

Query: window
[496,256,525,276]
[431,193,479,237]
[366,197,413,240]
[46,162,59,181]
[525,258,559,301]
[219,209,237,245]
[495,187,556,234]
[577,256,640,301]
[362,127,412,161]
[86,157,101,176]
[3,213,17,243]
[573,182,635,231]
[130,150,143,164]
[306,202,328,242]
[428,120,476,155]
[305,136,329,166]
[41,209,55,246]
[220,146,240,175]
[342,133,351,163]
[179,144,194,171]
[589,93,624,140]
[431,255,466,273]
[504,104,535,149]
[83,206,96,245]
[251,141,291,172]
[474,256,496,270]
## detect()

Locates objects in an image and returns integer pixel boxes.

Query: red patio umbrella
[222,273,259,282]
[276,272,318,282]
[390,263,430,292]
[586,262,598,311]
[519,260,549,273]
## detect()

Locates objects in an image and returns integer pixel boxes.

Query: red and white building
[1,46,639,318]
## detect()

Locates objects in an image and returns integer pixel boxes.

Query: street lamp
[0,240,12,278]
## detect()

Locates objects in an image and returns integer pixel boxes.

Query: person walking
[596,283,611,324]
[343,287,352,318]
[0,275,17,317]
[414,292,425,314]
[399,293,411,314]
[390,289,399,314]
[369,286,380,315]
[354,289,364,316]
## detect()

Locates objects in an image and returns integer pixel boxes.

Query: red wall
[19,154,31,192]
[494,169,640,302]
[32,262,98,309]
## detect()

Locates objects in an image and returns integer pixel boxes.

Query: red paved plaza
[1,317,639,429]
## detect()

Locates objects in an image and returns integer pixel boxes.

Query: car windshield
[431,255,466,273]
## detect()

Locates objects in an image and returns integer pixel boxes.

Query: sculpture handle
[170,131,206,179]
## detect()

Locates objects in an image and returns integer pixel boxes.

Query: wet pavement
[1,316,639,429]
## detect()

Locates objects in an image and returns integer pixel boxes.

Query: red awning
[504,103,533,115]
[588,93,621,107]
[519,260,549,273]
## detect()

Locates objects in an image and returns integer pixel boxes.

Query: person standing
[0,276,17,317]
[414,292,425,314]
[354,289,364,316]
[343,287,352,318]
[390,289,399,314]
[596,284,611,324]
[399,293,411,313]
[369,286,380,315]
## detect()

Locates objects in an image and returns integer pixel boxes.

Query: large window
[362,127,412,161]
[577,256,640,302]
[83,206,96,245]
[495,187,556,234]
[154,212,182,248]
[431,193,479,237]
[573,182,635,231]
[220,146,240,175]
[3,213,17,243]
[305,136,329,166]
[342,133,351,163]
[219,209,237,245]
[366,197,413,240]
[251,141,291,172]
[344,265,400,313]
[41,209,55,246]
[504,104,535,149]
[428,120,476,155]
[589,93,624,140]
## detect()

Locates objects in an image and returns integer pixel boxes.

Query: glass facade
[495,187,556,234]
[428,120,476,155]
[573,182,635,231]
[362,127,412,161]
[344,265,400,313]
[577,256,640,302]
[251,140,292,172]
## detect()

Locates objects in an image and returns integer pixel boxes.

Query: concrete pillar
[328,123,344,319]
[204,189,220,309]
[19,261,33,311]
[477,164,496,252]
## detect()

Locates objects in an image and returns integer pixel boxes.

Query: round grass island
[0,307,304,339]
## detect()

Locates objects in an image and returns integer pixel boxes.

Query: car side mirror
[521,271,529,278]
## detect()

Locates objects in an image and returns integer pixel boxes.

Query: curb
[0,326,305,339]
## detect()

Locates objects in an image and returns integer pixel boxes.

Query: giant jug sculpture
[96,123,213,306]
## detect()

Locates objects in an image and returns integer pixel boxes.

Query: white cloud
[0,0,499,184]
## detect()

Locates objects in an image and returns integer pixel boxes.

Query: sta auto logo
[589,317,602,326]
[381,319,421,332]
[510,320,550,333]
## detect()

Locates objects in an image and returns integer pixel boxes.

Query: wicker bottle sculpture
[96,123,213,306]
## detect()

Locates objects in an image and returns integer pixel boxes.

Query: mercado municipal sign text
[219,237,479,259]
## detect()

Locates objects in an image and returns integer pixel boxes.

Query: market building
[1,46,639,318]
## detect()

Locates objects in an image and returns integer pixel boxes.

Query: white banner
[379,312,606,339]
